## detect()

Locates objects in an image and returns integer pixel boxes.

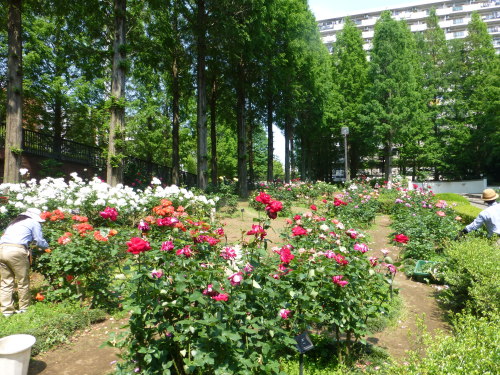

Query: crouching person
[0,208,49,317]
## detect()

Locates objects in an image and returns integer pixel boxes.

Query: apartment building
[317,0,500,53]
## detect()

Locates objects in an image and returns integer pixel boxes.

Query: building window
[454,31,465,37]
[453,5,464,11]
[453,18,464,24]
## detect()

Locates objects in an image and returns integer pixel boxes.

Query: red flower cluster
[254,191,283,219]
[278,245,295,264]
[100,206,118,221]
[41,209,65,221]
[291,226,307,236]
[333,197,348,206]
[58,232,73,245]
[72,215,88,222]
[393,234,409,244]
[126,237,151,254]
[73,223,94,236]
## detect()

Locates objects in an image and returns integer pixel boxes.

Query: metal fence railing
[0,124,197,188]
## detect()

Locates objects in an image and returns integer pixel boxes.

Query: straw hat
[21,208,45,222]
[481,188,499,202]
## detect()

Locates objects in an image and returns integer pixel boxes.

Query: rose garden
[0,174,498,374]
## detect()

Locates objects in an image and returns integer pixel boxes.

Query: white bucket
[0,334,36,375]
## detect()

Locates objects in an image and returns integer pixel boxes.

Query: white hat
[21,208,45,222]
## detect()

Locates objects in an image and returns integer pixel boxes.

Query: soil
[365,215,449,360]
[27,208,448,374]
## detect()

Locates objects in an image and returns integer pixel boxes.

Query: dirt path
[27,212,448,373]
[365,215,449,360]
[28,318,123,375]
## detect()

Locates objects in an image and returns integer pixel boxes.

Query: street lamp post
[341,127,350,182]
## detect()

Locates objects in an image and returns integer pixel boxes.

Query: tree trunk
[107,0,126,186]
[247,104,254,185]
[284,115,292,183]
[171,6,180,186]
[236,60,248,198]
[290,124,295,180]
[4,0,23,184]
[210,78,218,185]
[196,0,208,190]
[384,139,393,183]
[52,26,63,158]
[266,96,273,182]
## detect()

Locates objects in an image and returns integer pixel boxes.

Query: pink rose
[354,243,369,253]
[228,272,243,286]
[279,308,292,319]
[332,275,348,287]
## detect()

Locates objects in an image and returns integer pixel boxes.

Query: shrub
[441,237,500,314]
[382,311,500,375]
[433,193,470,206]
[0,302,106,355]
[452,204,482,224]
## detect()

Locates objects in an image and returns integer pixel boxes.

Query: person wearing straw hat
[0,208,49,317]
[461,188,500,245]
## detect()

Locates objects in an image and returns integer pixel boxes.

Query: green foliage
[38,159,65,178]
[452,204,482,224]
[383,311,500,375]
[0,302,106,356]
[433,193,470,206]
[389,189,462,260]
[441,237,500,314]
[33,213,132,310]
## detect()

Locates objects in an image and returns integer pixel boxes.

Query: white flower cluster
[0,173,217,217]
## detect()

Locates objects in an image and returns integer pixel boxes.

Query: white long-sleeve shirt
[465,201,500,237]
[0,218,49,249]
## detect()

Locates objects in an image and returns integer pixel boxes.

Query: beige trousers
[0,244,30,314]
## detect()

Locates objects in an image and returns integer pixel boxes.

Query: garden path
[27,209,448,374]
[365,215,449,360]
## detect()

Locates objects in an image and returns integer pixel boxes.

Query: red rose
[291,226,308,236]
[255,192,272,205]
[394,234,409,244]
[127,237,151,254]
[266,200,283,213]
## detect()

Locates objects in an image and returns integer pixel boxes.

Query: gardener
[460,188,500,245]
[0,208,49,317]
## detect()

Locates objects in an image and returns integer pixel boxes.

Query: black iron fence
[0,125,197,187]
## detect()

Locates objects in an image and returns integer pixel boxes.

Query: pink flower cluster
[247,224,267,239]
[157,217,179,227]
[100,206,118,221]
[220,246,237,260]
[332,275,348,287]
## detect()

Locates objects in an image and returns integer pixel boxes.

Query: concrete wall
[411,179,488,194]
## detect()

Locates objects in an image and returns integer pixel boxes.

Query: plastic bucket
[0,334,36,375]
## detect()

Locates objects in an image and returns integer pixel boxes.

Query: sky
[274,1,414,163]
[308,0,414,20]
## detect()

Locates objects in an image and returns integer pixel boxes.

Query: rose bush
[114,194,392,374]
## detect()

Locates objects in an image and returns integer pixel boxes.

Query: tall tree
[364,11,428,182]
[107,0,127,186]
[417,8,450,180]
[4,0,23,183]
[331,17,369,178]
[462,12,499,180]
[195,0,208,190]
